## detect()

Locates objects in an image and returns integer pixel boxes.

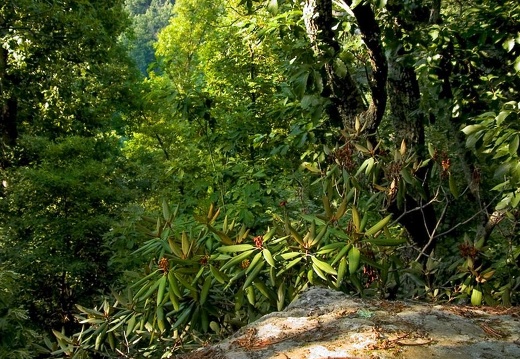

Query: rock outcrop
[179,287,520,358]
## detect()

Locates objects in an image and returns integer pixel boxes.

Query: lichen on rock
[180,287,520,359]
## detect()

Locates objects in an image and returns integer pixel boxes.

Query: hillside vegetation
[1,0,519,357]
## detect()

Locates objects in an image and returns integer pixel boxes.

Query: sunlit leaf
[348,247,361,274]
[471,287,483,306]
[311,256,337,275]
[364,215,392,236]
[217,244,255,252]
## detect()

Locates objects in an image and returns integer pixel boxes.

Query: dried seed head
[458,242,479,259]
[253,235,263,249]
[159,257,169,273]
[241,259,250,269]
[199,255,209,266]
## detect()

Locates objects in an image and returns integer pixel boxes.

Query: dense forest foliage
[1,0,519,357]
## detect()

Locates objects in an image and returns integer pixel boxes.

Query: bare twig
[415,195,449,262]
[433,195,500,239]
[389,187,441,226]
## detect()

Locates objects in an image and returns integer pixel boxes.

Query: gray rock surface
[179,287,520,358]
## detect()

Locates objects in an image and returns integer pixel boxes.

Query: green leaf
[217,244,255,252]
[220,249,255,271]
[277,282,285,311]
[210,321,220,334]
[126,314,137,336]
[355,158,370,176]
[428,143,436,158]
[157,306,165,332]
[400,168,415,185]
[335,195,349,220]
[245,251,262,274]
[130,269,161,289]
[350,274,364,294]
[263,226,277,242]
[181,232,190,256]
[511,192,520,208]
[334,58,348,78]
[75,304,104,318]
[309,225,327,249]
[280,257,302,274]
[156,275,167,307]
[287,223,305,247]
[449,173,459,199]
[312,263,327,280]
[94,323,108,350]
[207,225,234,245]
[311,256,337,275]
[78,317,104,325]
[168,270,182,298]
[162,199,170,221]
[254,281,275,302]
[245,285,256,305]
[462,124,485,135]
[169,286,180,311]
[514,55,520,73]
[331,243,352,265]
[365,237,407,246]
[292,70,310,98]
[316,242,344,255]
[471,287,483,306]
[137,277,162,302]
[351,206,361,232]
[210,264,228,284]
[364,215,392,236]
[171,305,193,330]
[336,257,347,287]
[302,162,321,173]
[174,273,197,292]
[168,238,183,258]
[503,37,515,52]
[267,0,278,14]
[301,214,327,226]
[262,248,276,267]
[280,252,301,260]
[429,29,439,41]
[348,247,361,274]
[243,261,265,289]
[509,134,519,156]
[199,276,212,305]
[52,329,72,344]
[496,110,511,125]
[365,157,375,176]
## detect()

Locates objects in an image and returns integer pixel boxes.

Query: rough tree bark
[303,0,387,135]
[1,21,19,169]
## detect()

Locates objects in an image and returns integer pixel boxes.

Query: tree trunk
[1,45,18,168]
[303,0,364,129]
[303,0,387,136]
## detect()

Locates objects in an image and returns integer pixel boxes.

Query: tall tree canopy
[122,0,174,75]
[0,0,141,335]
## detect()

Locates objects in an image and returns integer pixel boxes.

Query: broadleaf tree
[0,0,142,334]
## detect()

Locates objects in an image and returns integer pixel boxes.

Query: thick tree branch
[154,133,170,160]
[351,3,388,135]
